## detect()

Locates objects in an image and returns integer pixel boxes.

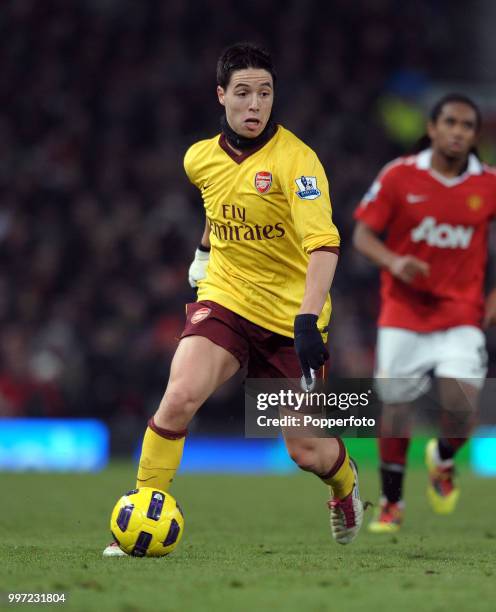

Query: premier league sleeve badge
[295,176,321,200]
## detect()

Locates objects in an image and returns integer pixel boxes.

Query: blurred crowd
[0,0,492,423]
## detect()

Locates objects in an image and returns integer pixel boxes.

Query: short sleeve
[280,148,340,254]
[354,162,400,233]
[183,144,199,188]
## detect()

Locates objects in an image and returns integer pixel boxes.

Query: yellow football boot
[368,498,404,534]
[425,439,460,514]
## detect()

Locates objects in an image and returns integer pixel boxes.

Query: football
[110,487,184,557]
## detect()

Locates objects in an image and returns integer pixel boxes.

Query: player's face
[427,103,478,160]
[217,68,274,139]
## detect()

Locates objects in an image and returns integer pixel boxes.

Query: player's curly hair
[216,43,276,89]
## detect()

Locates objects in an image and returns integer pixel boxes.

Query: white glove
[188,248,210,288]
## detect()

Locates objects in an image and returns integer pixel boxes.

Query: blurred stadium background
[2,0,496,473]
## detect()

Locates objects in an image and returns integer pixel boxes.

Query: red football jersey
[354,149,496,331]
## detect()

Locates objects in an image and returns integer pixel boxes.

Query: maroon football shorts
[180,300,303,378]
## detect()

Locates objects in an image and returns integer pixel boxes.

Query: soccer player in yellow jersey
[104,43,363,556]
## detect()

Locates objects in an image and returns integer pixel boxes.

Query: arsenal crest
[254,171,272,194]
[191,307,211,325]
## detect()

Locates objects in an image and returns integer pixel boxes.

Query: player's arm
[352,165,429,283]
[183,143,211,288]
[353,221,429,283]
[199,217,210,249]
[280,147,340,381]
[483,253,496,327]
[483,288,496,328]
[188,217,210,288]
[295,251,337,383]
[299,251,338,315]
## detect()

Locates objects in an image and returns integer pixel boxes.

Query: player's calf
[285,437,364,544]
[155,385,201,431]
[285,438,341,475]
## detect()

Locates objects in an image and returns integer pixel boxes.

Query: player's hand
[483,288,496,328]
[188,247,210,288]
[388,255,430,284]
[294,314,329,384]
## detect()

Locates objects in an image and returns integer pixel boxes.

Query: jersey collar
[416,148,482,187]
[218,125,279,165]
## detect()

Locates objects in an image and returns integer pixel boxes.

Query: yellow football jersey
[184,125,340,338]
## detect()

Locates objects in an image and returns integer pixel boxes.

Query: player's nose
[451,122,465,137]
[248,93,259,111]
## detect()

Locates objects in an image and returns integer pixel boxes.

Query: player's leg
[283,435,363,545]
[370,327,433,533]
[104,302,243,557]
[283,436,353,496]
[428,326,487,514]
[136,335,240,492]
[246,327,363,544]
[135,301,246,495]
[425,379,478,513]
[369,404,411,533]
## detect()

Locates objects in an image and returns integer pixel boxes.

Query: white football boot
[328,458,364,545]
[102,541,127,557]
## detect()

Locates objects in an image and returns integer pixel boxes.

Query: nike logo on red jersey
[406,193,428,204]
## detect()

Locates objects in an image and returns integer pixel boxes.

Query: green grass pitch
[1,461,495,611]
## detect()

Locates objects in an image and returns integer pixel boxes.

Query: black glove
[294,314,329,384]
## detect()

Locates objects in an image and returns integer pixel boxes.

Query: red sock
[379,438,410,466]
[378,438,410,504]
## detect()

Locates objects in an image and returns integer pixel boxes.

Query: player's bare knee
[157,386,201,422]
[287,444,318,472]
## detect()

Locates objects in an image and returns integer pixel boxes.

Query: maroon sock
[148,417,187,440]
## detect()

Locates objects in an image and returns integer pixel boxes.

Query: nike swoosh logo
[406,194,428,204]
[203,183,214,191]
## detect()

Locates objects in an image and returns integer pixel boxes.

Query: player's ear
[217,86,226,107]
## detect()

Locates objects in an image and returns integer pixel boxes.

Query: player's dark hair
[216,43,276,89]
[411,93,482,155]
[430,93,482,130]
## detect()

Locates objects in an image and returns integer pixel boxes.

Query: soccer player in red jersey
[353,94,496,532]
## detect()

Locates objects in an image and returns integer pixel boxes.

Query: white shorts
[375,325,487,403]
